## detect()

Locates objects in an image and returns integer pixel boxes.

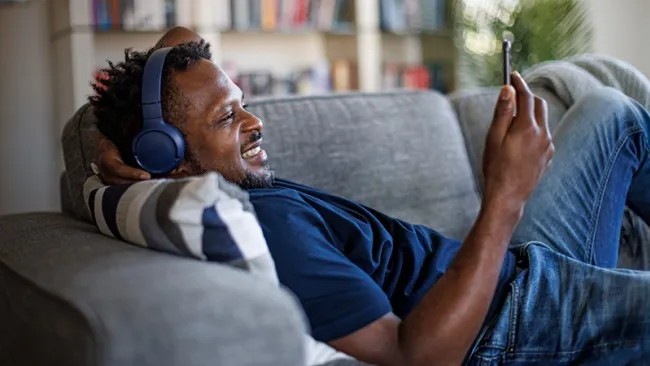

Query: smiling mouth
[242,146,262,159]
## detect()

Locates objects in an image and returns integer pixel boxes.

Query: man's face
[172,59,273,188]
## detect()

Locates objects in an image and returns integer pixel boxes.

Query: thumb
[489,85,515,142]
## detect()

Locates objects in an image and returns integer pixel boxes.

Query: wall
[0,0,60,215]
[589,0,650,76]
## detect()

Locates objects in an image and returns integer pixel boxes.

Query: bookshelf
[58,0,458,104]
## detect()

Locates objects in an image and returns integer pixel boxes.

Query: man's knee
[553,87,650,149]
[575,87,634,114]
[571,87,649,131]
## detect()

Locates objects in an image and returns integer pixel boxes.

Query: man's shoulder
[248,179,330,243]
[247,178,314,209]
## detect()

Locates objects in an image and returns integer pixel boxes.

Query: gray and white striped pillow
[82,172,278,284]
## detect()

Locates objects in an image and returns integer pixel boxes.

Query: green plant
[456,0,593,87]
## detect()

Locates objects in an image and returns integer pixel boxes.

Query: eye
[222,111,234,121]
[212,111,234,127]
[242,103,249,109]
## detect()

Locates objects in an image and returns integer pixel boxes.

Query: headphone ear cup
[132,120,185,175]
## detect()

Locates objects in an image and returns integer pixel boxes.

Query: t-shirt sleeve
[254,195,393,342]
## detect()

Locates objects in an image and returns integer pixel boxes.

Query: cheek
[216,132,241,161]
[195,129,243,170]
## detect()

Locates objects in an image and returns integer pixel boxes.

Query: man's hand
[95,134,150,184]
[482,71,554,214]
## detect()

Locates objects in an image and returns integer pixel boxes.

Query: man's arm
[329,196,521,365]
[329,72,554,366]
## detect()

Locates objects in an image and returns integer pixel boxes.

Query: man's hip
[468,243,650,365]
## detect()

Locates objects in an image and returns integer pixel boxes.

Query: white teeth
[242,146,261,158]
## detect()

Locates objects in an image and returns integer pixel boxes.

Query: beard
[183,135,275,189]
[238,161,275,189]
[186,153,275,189]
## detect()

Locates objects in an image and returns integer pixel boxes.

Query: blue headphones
[132,47,185,175]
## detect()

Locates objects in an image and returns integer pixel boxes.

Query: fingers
[101,175,145,186]
[96,147,150,185]
[99,168,150,185]
[109,160,150,181]
[95,131,151,185]
[534,95,549,132]
[489,85,516,143]
[511,71,534,118]
[535,95,553,173]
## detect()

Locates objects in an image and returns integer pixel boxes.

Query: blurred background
[0,0,647,215]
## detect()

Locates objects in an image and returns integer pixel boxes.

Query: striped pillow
[82,172,278,285]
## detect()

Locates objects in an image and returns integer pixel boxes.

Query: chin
[239,163,275,189]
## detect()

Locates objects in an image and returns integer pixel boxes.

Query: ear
[167,161,193,179]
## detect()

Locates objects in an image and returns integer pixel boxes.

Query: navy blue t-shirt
[248,178,517,342]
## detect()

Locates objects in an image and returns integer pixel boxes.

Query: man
[91,27,650,365]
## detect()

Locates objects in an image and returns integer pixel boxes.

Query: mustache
[245,131,263,145]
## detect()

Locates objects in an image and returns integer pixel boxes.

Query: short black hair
[88,40,212,168]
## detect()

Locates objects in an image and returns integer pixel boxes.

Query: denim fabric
[468,88,650,365]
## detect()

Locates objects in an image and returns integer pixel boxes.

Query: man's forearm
[398,198,523,365]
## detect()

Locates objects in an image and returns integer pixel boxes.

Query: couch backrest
[246,90,481,240]
[61,90,481,240]
[61,104,102,222]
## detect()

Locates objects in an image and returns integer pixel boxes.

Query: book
[381,62,447,92]
[92,0,172,31]
[379,0,447,32]
[261,0,277,30]
[223,59,359,97]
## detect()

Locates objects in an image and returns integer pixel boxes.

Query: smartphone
[502,39,512,85]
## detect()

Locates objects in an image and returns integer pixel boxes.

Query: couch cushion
[448,86,568,196]
[0,212,308,366]
[248,90,481,240]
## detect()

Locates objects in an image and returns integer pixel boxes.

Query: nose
[240,109,264,133]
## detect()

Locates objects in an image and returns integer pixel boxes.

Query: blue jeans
[468,88,650,365]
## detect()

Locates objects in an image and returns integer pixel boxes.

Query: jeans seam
[466,312,500,360]
[503,339,648,358]
[506,280,520,354]
[626,97,650,154]
[586,123,644,264]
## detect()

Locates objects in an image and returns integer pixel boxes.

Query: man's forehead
[175,64,243,122]
[175,61,239,100]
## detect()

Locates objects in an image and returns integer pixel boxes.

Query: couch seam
[72,104,94,221]
[78,104,93,178]
[451,96,487,198]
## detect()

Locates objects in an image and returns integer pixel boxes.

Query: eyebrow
[207,90,245,120]
[207,101,225,120]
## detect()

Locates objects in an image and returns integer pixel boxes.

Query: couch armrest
[0,213,307,366]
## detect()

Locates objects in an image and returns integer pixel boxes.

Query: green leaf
[455,0,593,87]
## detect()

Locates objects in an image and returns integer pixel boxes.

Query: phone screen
[502,39,511,85]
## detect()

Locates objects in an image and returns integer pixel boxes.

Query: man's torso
[248,178,517,342]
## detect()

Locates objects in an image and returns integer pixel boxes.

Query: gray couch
[0,86,569,366]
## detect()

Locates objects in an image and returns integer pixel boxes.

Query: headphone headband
[141,47,172,123]
[132,46,185,176]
